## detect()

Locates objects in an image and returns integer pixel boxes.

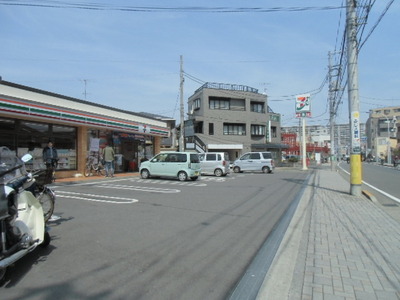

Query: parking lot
[1,169,309,300]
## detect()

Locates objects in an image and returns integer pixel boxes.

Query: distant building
[186,82,287,161]
[281,123,366,159]
[366,106,400,159]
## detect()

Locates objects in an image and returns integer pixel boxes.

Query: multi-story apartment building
[185,82,285,161]
[366,106,400,159]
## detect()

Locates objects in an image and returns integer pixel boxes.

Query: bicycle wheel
[84,164,92,177]
[97,165,106,176]
[38,187,55,222]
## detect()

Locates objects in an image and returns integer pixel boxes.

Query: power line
[0,1,345,13]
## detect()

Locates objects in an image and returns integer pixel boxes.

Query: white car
[139,152,201,181]
[198,152,230,177]
[232,152,274,174]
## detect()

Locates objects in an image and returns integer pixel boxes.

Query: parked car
[139,152,201,181]
[198,152,230,177]
[232,152,274,173]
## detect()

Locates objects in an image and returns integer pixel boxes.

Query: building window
[209,123,214,135]
[251,102,264,113]
[223,123,246,135]
[271,126,277,138]
[194,121,203,134]
[209,98,230,110]
[193,98,201,110]
[0,118,77,170]
[251,125,266,136]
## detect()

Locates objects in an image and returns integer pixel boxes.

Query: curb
[362,189,378,204]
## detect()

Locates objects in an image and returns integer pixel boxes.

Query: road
[338,161,400,222]
[1,168,309,300]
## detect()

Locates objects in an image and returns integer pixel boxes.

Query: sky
[1,0,399,127]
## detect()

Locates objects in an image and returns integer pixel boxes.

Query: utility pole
[328,52,335,171]
[346,0,362,196]
[328,51,340,171]
[179,55,185,152]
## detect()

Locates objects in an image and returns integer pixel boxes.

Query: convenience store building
[0,80,171,179]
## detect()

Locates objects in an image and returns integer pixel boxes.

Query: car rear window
[206,153,217,161]
[262,152,272,159]
[190,154,200,163]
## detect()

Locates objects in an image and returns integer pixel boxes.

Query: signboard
[295,94,311,118]
[351,111,361,153]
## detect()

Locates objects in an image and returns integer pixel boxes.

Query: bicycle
[84,155,106,177]
[31,169,56,223]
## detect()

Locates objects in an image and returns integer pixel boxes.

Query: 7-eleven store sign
[295,94,311,118]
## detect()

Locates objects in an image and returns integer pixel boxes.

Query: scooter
[0,147,50,281]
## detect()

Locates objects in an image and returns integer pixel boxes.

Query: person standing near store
[102,143,115,177]
[43,140,58,183]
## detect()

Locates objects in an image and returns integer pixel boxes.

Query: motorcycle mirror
[21,153,33,163]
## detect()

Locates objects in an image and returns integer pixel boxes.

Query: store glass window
[0,117,15,130]
[14,120,77,170]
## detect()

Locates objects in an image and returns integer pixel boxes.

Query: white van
[139,152,201,181]
[232,152,274,173]
[198,152,230,177]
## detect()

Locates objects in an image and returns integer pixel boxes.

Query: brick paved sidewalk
[258,168,400,300]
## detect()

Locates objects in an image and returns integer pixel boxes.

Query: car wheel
[178,171,188,181]
[214,168,223,177]
[141,169,150,179]
[262,166,270,173]
[233,166,241,173]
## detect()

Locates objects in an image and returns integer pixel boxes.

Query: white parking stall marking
[132,179,207,186]
[99,184,181,193]
[55,191,138,204]
[63,178,128,186]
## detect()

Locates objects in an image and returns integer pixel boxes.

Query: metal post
[346,0,362,196]
[302,117,308,170]
[387,117,392,165]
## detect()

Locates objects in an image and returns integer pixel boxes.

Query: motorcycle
[0,147,51,281]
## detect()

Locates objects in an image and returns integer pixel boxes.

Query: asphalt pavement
[256,165,400,300]
[55,166,400,299]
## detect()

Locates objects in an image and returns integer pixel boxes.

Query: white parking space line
[59,178,128,186]
[99,184,181,193]
[56,191,138,204]
[131,179,207,186]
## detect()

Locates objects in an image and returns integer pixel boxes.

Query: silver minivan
[198,152,230,177]
[139,152,201,181]
[232,152,274,173]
